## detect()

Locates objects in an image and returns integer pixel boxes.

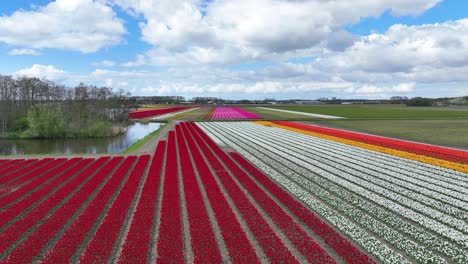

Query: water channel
[0,122,163,155]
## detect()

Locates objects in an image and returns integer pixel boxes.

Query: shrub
[406,97,433,106]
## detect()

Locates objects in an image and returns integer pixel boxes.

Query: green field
[245,107,313,120]
[268,105,468,118]
[312,119,468,149]
[249,105,468,149]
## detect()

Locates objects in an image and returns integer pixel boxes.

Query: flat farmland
[263,105,468,118]
[246,107,314,120]
[312,119,468,149]
[247,104,468,149]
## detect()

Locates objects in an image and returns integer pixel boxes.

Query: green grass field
[245,107,314,120]
[268,105,468,118]
[165,107,207,121]
[312,119,468,149]
[249,105,468,149]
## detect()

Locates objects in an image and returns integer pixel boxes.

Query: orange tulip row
[254,121,468,173]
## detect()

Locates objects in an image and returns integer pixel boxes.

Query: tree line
[0,75,134,138]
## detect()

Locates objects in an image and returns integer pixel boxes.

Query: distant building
[294,100,322,105]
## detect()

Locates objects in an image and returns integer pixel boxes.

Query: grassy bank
[121,122,167,154]
[1,120,126,140]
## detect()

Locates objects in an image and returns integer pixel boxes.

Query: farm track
[199,121,468,263]
[0,121,372,263]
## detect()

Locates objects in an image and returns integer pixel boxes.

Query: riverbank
[0,122,130,140]
[121,122,168,154]
[0,122,164,156]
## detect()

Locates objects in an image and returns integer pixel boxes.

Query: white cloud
[391,83,416,92]
[15,64,67,81]
[355,85,386,94]
[8,49,41,56]
[0,0,126,53]
[111,0,440,65]
[10,64,465,99]
[341,83,418,98]
[326,30,359,52]
[316,19,468,74]
[121,54,147,67]
[286,18,468,88]
[92,60,117,67]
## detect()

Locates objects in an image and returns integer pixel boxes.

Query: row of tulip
[3,157,114,263]
[0,159,23,173]
[260,121,468,173]
[275,121,468,164]
[208,107,263,120]
[0,158,51,194]
[0,159,70,207]
[200,122,408,262]
[186,122,300,262]
[229,152,373,264]
[198,121,468,263]
[128,106,193,119]
[0,158,97,261]
[236,123,468,220]
[0,159,36,177]
[43,157,130,263]
[0,158,84,227]
[181,123,259,263]
[252,123,468,184]
[190,123,344,263]
[190,122,374,263]
[117,142,166,263]
[80,156,149,263]
[156,131,185,262]
[0,156,146,263]
[228,123,468,237]
[176,125,223,263]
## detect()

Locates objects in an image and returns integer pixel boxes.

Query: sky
[1,0,468,100]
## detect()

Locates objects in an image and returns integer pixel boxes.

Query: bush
[16,103,120,139]
[14,117,29,132]
[406,97,434,107]
[23,104,66,138]
[85,121,114,138]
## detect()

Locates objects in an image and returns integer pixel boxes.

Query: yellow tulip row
[253,121,468,174]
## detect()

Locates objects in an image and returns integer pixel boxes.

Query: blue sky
[1,0,468,99]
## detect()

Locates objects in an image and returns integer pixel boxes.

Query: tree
[406,97,433,106]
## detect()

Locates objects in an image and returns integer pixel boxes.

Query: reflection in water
[0,122,163,155]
